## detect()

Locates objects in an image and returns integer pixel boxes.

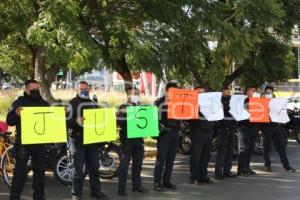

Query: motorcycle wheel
[254,133,264,155]
[99,144,121,179]
[53,152,88,185]
[295,126,300,144]
[178,135,192,155]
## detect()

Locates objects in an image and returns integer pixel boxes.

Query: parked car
[2,83,12,90]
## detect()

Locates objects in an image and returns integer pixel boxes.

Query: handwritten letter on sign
[167,88,199,119]
[21,107,67,145]
[127,106,159,138]
[83,108,117,145]
[198,92,224,121]
[229,95,250,121]
[269,98,290,123]
[248,97,270,123]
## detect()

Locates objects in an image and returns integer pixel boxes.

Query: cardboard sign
[198,92,224,121]
[229,95,250,121]
[127,106,159,138]
[167,88,199,119]
[248,97,270,123]
[269,98,290,123]
[21,107,67,145]
[83,108,117,144]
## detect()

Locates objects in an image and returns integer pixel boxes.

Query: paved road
[1,140,300,200]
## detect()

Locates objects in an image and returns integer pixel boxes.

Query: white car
[2,83,12,90]
[287,96,300,110]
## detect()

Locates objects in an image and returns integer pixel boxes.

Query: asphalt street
[1,140,300,200]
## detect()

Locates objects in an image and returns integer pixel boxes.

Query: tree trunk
[34,47,56,103]
[115,54,133,91]
[222,66,244,87]
[30,48,36,79]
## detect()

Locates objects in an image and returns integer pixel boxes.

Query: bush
[0,90,20,119]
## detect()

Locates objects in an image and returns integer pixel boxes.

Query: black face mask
[29,89,41,100]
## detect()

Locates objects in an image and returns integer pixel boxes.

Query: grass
[0,89,156,115]
[0,89,158,146]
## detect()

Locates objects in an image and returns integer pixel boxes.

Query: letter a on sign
[21,107,67,145]
[269,98,290,123]
[127,106,159,139]
[167,88,199,119]
[83,108,117,144]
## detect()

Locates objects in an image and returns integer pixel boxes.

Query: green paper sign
[127,106,159,139]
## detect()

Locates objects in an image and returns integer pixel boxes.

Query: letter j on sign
[21,107,67,145]
[127,106,159,139]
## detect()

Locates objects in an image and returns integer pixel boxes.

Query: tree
[140,0,300,89]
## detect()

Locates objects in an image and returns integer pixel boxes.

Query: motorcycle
[1,143,64,188]
[178,123,263,158]
[53,139,121,185]
[285,107,300,144]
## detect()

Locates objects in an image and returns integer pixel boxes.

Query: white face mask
[265,94,273,99]
[252,92,261,97]
[131,95,140,104]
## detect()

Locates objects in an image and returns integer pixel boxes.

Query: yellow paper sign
[21,107,67,145]
[83,108,117,145]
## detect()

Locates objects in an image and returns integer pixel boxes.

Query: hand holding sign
[83,108,117,145]
[21,107,67,145]
[167,88,199,119]
[229,95,250,121]
[127,106,159,138]
[16,107,23,116]
[249,97,270,123]
[198,92,224,121]
[269,98,290,123]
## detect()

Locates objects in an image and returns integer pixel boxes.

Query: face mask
[252,92,261,97]
[265,94,273,99]
[79,90,90,99]
[131,95,140,104]
[29,89,41,99]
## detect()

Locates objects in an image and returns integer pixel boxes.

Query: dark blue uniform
[117,102,145,194]
[7,92,49,200]
[67,95,101,198]
[154,96,181,187]
[215,96,237,177]
[262,122,291,170]
[188,113,215,183]
[237,98,258,175]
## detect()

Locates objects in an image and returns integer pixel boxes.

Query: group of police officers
[6,80,296,200]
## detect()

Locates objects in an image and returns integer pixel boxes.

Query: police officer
[154,82,181,191]
[7,80,49,200]
[214,86,237,180]
[261,86,295,172]
[189,86,215,185]
[67,81,109,200]
[117,87,149,196]
[237,86,258,176]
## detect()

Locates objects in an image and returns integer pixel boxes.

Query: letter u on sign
[83,108,117,144]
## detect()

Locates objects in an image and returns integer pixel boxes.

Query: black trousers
[215,128,235,176]
[154,130,179,184]
[118,140,144,192]
[69,138,101,197]
[237,125,257,172]
[9,144,46,200]
[189,132,213,181]
[262,124,290,168]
